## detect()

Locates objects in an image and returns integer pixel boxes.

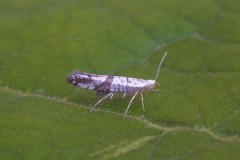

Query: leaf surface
[0,0,240,159]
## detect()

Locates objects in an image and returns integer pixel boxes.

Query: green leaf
[0,0,240,159]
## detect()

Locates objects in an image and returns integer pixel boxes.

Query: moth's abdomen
[68,71,114,92]
[68,71,107,90]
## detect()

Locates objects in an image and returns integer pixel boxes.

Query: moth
[67,52,167,115]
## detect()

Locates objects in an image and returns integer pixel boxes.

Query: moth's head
[144,80,157,91]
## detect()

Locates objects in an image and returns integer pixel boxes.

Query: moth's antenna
[154,52,167,82]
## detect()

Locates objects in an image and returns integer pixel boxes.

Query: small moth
[67,52,167,115]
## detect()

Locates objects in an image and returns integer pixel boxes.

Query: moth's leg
[140,92,145,112]
[122,92,126,98]
[124,91,139,116]
[91,93,112,111]
[110,93,114,99]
